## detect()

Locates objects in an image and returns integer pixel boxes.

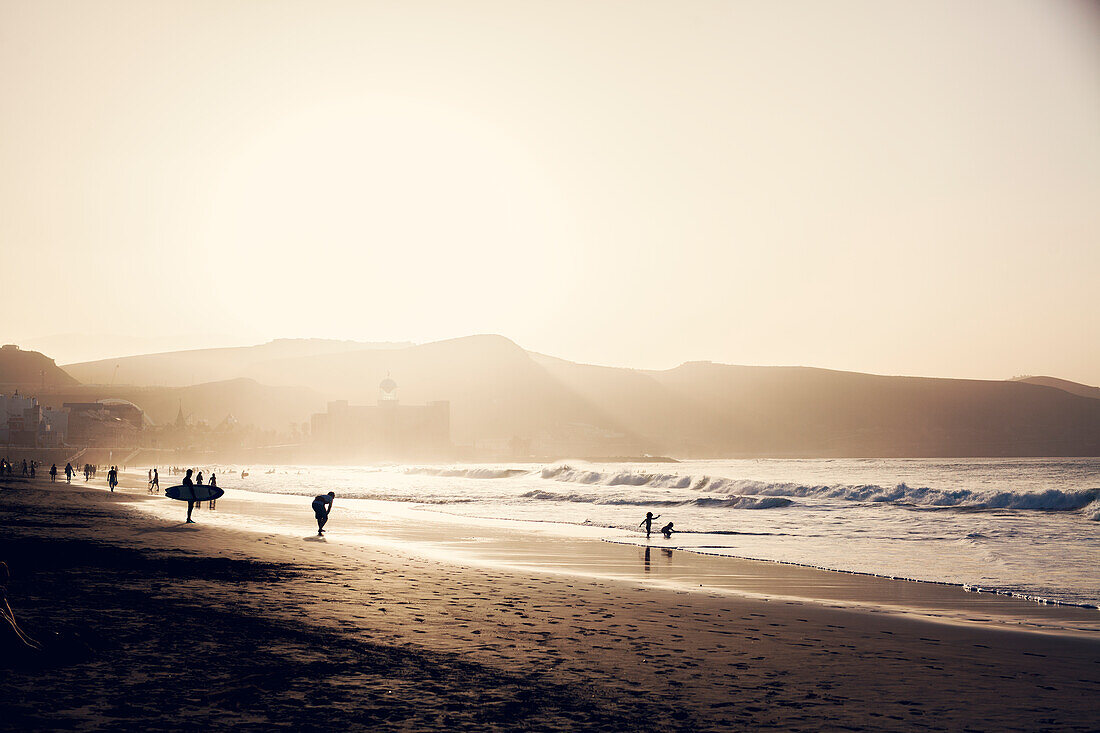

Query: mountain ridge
[1012,375,1100,400]
[8,335,1100,457]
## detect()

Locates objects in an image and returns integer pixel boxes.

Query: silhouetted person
[108,466,118,492]
[183,468,196,523]
[660,522,675,539]
[208,473,217,510]
[639,511,660,538]
[151,468,159,493]
[312,492,335,536]
[49,464,57,482]
[192,471,204,510]
[64,463,74,483]
[21,460,27,477]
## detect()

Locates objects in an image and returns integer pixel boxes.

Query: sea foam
[542,466,1100,513]
[406,467,530,479]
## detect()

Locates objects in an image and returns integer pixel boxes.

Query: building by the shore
[0,393,68,448]
[63,398,147,448]
[310,378,450,459]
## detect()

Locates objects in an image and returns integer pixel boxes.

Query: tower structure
[378,375,398,404]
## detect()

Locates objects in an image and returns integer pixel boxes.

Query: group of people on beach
[172,466,331,532]
[4,458,339,534]
[177,468,219,522]
[0,458,37,478]
[9,462,670,542]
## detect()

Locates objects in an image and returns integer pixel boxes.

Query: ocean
[217,458,1100,609]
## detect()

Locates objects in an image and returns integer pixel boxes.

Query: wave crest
[406,467,529,479]
[520,489,790,510]
[542,466,1100,513]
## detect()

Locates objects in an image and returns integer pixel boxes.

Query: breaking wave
[520,489,790,510]
[406,467,530,479]
[541,466,1100,514]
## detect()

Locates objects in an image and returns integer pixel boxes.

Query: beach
[2,474,1098,731]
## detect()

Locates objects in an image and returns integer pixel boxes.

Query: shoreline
[55,469,1100,636]
[235,458,1100,611]
[3,475,1100,730]
[121,470,1100,636]
[602,539,1100,614]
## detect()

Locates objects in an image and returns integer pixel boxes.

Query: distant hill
[40,335,1100,457]
[63,339,412,387]
[636,362,1100,456]
[1012,376,1100,400]
[0,345,79,388]
[245,335,637,446]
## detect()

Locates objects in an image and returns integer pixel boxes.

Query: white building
[0,393,68,447]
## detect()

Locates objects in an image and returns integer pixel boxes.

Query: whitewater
[220,458,1100,609]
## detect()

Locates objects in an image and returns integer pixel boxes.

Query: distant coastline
[3,336,1100,461]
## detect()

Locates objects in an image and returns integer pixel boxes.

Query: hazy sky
[2,1,1098,381]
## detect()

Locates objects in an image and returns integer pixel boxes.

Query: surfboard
[165,484,225,502]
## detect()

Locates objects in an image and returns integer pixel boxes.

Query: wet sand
[2,475,1099,731]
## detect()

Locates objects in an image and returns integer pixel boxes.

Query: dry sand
[2,475,1098,731]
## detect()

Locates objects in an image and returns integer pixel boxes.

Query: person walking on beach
[193,470,204,511]
[183,468,197,523]
[64,462,74,483]
[49,464,57,482]
[639,511,661,539]
[312,492,335,536]
[108,466,118,492]
[21,459,28,477]
[207,472,217,510]
[151,468,159,493]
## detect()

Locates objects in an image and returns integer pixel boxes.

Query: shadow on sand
[135,523,201,534]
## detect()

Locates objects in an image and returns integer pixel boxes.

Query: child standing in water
[639,511,661,538]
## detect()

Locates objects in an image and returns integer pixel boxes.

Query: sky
[2,0,1099,382]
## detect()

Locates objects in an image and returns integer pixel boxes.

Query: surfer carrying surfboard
[312,492,335,536]
[183,469,196,523]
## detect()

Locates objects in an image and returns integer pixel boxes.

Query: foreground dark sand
[2,478,1098,731]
